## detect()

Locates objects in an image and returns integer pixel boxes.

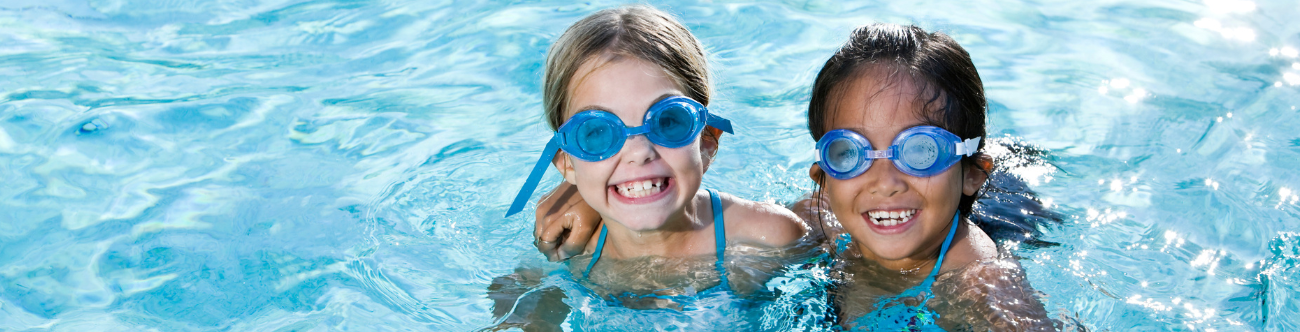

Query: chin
[861,242,915,262]
[604,188,687,231]
[614,216,668,231]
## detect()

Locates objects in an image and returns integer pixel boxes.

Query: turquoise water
[2,0,1299,330]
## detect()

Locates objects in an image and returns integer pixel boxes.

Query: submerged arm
[487,267,571,331]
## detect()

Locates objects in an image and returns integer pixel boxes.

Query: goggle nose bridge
[625,124,652,137]
[865,147,894,160]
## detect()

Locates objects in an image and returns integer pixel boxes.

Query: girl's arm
[790,190,836,242]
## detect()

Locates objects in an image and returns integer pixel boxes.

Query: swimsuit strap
[582,190,729,284]
[855,213,961,330]
[917,213,960,291]
[583,226,608,279]
[706,189,729,286]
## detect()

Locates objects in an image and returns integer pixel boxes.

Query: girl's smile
[863,208,919,234]
[609,176,672,203]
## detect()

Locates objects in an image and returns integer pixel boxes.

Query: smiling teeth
[616,178,665,198]
[868,210,916,226]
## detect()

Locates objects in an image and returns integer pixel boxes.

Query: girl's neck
[602,191,710,259]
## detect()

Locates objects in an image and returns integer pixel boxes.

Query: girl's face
[557,55,705,231]
[813,71,985,265]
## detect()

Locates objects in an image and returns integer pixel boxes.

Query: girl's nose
[619,134,659,165]
[865,161,907,197]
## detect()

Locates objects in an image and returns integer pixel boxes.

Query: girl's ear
[962,154,993,196]
[700,126,722,172]
[552,151,578,185]
[808,163,826,186]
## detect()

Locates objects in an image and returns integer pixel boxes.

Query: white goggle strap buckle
[955,137,981,157]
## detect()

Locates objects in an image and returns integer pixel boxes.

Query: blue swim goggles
[505,96,733,217]
[815,126,980,179]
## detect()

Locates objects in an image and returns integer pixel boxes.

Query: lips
[614,177,666,198]
[860,208,919,235]
[867,209,916,227]
[610,177,673,204]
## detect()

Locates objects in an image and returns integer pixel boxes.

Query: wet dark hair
[808,23,988,217]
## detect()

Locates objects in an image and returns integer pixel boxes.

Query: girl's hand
[534,182,601,261]
[792,187,838,240]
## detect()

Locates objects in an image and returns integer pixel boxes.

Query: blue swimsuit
[852,213,960,331]
[583,189,729,287]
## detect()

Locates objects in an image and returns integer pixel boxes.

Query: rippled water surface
[2,0,1299,331]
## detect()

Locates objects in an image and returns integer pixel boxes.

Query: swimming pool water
[1,0,1298,330]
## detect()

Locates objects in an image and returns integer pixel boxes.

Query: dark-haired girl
[800,23,1053,331]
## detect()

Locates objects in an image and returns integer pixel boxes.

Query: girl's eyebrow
[836,121,927,134]
[574,104,615,113]
[574,93,682,113]
[651,93,677,105]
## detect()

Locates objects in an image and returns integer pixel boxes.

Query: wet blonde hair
[542,5,711,131]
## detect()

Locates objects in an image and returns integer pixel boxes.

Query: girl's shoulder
[930,224,1054,329]
[932,254,1055,330]
[708,191,806,248]
[939,219,999,273]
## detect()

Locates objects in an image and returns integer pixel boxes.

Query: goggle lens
[655,105,694,143]
[576,118,616,155]
[826,137,861,173]
[899,134,939,170]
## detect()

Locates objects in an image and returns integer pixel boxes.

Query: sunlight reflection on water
[1,0,1298,330]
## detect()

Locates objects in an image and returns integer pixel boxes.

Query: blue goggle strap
[706,113,734,134]
[505,136,561,217]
